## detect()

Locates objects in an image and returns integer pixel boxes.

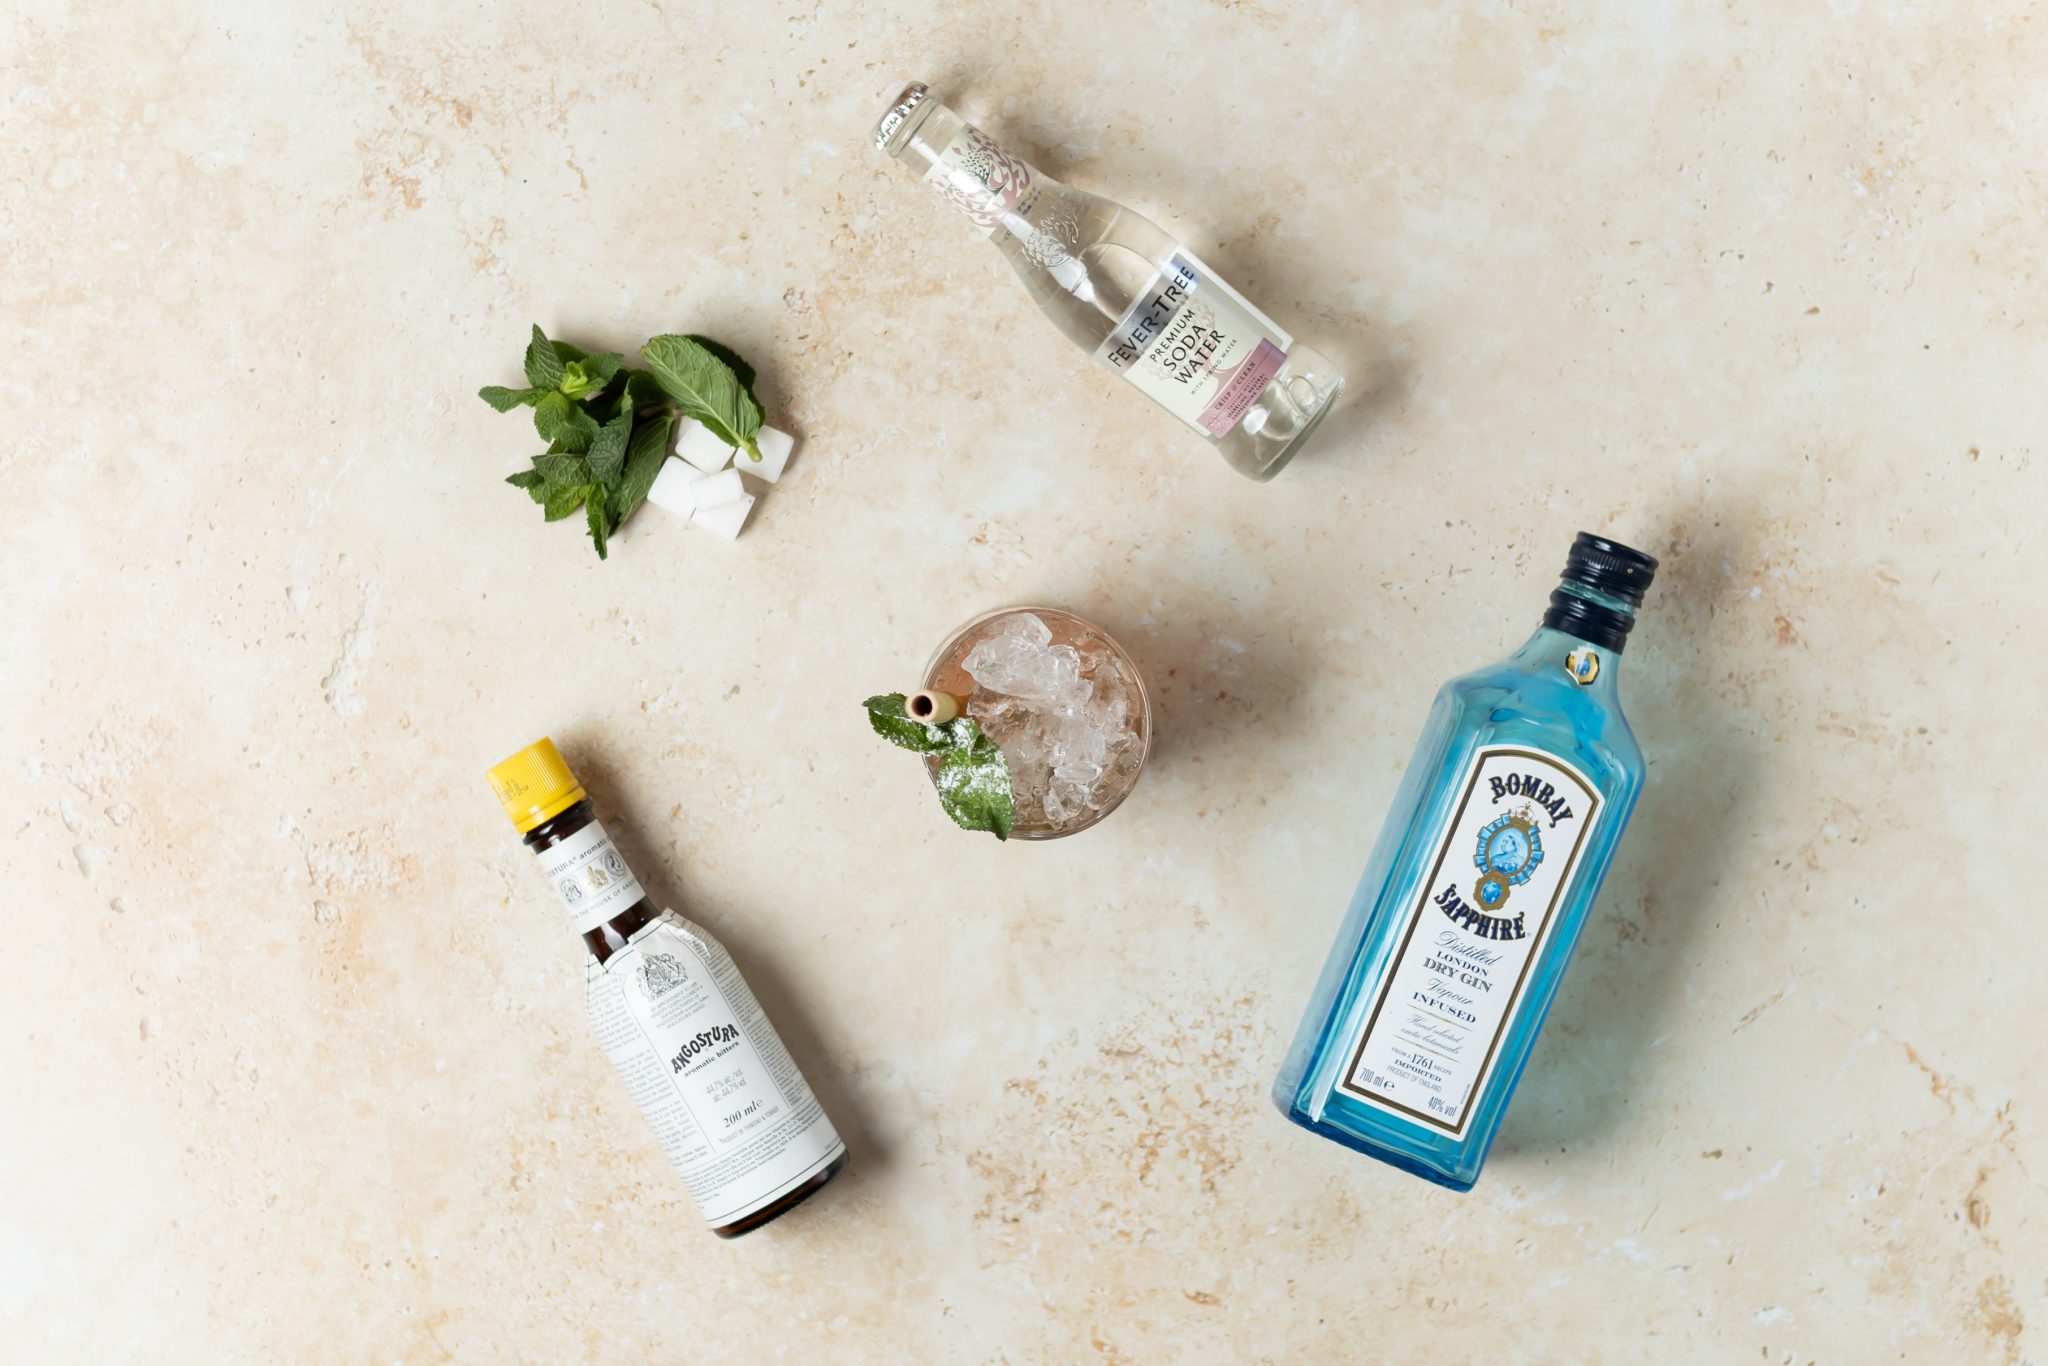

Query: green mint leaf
[615,413,674,522]
[511,467,549,504]
[552,338,588,364]
[864,694,953,753]
[543,400,600,454]
[534,451,591,490]
[942,716,998,756]
[543,483,590,522]
[525,325,566,389]
[642,333,764,459]
[934,723,1014,839]
[683,334,757,391]
[586,408,632,487]
[558,353,623,402]
[558,359,598,400]
[506,467,549,505]
[683,335,766,461]
[585,486,610,559]
[532,390,572,441]
[622,369,669,415]
[480,385,544,412]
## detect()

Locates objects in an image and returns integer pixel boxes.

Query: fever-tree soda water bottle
[872,81,1344,480]
[1275,535,1658,1189]
[487,739,846,1236]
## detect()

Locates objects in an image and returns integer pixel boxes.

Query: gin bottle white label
[1338,747,1603,1135]
[584,915,846,1227]
[1096,252,1292,437]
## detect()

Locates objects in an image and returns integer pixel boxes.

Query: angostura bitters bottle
[1275,535,1658,1190]
[872,81,1345,481]
[488,739,846,1236]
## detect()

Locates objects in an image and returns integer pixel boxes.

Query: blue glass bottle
[1275,534,1658,1190]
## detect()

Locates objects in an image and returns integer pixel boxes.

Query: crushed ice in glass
[961,611,1142,829]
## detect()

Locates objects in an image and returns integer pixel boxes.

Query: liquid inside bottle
[488,739,846,1236]
[1274,536,1658,1190]
[873,81,1344,481]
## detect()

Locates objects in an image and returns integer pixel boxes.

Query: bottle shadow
[1180,224,1412,475]
[1490,515,1763,1163]
[959,94,1413,479]
[1015,118,1412,475]
[543,743,891,1212]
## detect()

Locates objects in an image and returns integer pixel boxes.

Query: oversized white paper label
[535,819,647,934]
[1337,746,1602,1136]
[1096,251,1292,438]
[585,915,845,1227]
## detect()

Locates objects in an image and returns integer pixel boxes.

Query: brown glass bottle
[488,738,845,1238]
[525,798,846,1237]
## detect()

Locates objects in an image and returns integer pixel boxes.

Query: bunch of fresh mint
[864,695,1016,839]
[481,325,767,559]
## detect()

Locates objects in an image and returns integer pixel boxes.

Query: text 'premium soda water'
[487,739,846,1236]
[873,81,1344,481]
[1275,536,1658,1190]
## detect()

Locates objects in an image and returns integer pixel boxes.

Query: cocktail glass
[920,606,1152,840]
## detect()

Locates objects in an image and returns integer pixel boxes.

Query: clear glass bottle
[487,738,846,1236]
[872,81,1344,481]
[1274,535,1658,1190]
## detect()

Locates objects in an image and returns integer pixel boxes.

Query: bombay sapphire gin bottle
[1275,534,1658,1190]
[871,81,1344,480]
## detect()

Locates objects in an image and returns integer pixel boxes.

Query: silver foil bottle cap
[872,81,929,151]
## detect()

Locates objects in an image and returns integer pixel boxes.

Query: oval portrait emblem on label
[1472,808,1543,914]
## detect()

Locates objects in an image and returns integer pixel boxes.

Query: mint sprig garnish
[864,694,1015,840]
[480,324,764,560]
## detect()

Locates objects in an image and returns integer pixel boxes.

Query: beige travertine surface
[4,1,2044,1359]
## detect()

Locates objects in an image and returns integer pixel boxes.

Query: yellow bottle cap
[486,737,588,832]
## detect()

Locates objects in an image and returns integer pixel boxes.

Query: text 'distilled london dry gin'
[872,81,1344,481]
[1275,535,1658,1190]
[488,739,845,1236]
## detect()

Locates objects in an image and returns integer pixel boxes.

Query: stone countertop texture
[4,2,2044,1361]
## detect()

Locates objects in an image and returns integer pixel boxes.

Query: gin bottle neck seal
[1542,588,1634,652]
[1539,532,1658,653]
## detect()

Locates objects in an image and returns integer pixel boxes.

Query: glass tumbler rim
[920,605,1154,841]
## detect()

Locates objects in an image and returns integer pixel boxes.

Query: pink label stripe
[1197,339,1288,436]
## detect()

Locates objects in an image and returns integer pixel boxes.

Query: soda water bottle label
[1337,746,1604,1135]
[536,818,649,934]
[585,916,846,1227]
[1096,252,1293,437]
[922,123,1041,238]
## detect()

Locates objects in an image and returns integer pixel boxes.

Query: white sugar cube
[736,424,796,484]
[692,493,755,540]
[644,457,699,518]
[674,416,737,474]
[688,468,746,510]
